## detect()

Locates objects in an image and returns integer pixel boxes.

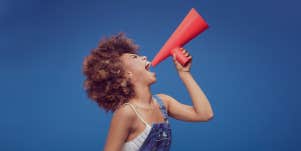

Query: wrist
[178,70,190,77]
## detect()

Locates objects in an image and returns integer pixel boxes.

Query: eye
[131,54,138,59]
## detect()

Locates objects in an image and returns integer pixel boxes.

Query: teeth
[145,61,151,71]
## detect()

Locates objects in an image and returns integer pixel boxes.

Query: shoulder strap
[124,103,150,126]
[153,95,169,122]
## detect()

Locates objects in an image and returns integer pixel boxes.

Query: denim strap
[153,95,169,122]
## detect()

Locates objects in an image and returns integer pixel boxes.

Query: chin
[147,73,157,85]
[150,77,157,84]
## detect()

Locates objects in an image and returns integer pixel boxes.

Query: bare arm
[103,105,135,151]
[159,48,214,122]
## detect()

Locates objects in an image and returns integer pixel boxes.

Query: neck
[131,83,153,105]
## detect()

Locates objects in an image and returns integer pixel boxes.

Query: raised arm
[103,105,135,151]
[159,48,214,122]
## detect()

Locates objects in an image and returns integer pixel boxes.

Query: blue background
[1,0,300,150]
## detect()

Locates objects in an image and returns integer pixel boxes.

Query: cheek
[128,62,144,73]
[124,62,138,72]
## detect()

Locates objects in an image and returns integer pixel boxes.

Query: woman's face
[120,53,156,85]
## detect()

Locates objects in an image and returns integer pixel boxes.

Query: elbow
[197,112,214,122]
[206,112,214,121]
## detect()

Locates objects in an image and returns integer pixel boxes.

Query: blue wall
[1,0,300,150]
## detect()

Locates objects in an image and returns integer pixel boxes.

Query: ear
[126,71,133,77]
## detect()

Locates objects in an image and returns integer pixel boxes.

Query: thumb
[173,52,177,61]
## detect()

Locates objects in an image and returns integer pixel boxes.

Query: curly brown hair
[82,33,139,112]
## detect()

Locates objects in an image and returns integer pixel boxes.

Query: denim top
[139,95,172,151]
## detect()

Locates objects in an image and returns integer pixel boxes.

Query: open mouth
[145,61,151,71]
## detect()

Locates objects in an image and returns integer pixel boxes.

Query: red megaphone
[151,8,209,67]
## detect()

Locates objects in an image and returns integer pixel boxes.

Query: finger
[173,58,179,65]
[174,59,179,65]
[173,53,176,61]
[173,54,179,63]
[186,58,192,65]
[182,49,186,53]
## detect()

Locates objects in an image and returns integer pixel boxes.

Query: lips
[145,61,151,71]
[145,61,156,76]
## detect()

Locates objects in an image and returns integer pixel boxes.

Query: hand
[172,48,192,73]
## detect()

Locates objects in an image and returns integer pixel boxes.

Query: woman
[82,33,214,151]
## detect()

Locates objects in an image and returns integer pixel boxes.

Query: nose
[141,56,147,61]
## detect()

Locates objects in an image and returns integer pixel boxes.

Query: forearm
[178,71,213,118]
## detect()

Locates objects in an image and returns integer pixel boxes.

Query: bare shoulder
[111,104,136,130]
[104,104,137,151]
[111,103,137,127]
[156,93,173,109]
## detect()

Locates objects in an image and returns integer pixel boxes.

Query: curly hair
[82,33,139,112]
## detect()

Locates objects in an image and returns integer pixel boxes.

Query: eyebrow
[129,54,138,57]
